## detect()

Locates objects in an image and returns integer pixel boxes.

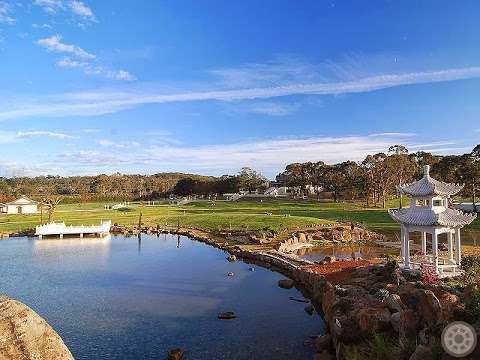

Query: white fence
[35,220,111,237]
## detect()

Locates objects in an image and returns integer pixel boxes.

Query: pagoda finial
[424,165,430,178]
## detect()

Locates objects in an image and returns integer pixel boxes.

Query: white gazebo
[389,165,477,276]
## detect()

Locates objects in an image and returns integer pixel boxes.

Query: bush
[461,255,480,272]
[368,333,394,360]
[462,256,480,284]
[466,290,480,321]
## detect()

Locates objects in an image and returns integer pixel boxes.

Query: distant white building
[1,196,39,215]
[264,186,288,197]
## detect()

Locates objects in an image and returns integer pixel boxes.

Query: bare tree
[42,195,63,223]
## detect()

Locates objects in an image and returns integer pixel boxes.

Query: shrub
[368,333,394,360]
[465,290,480,321]
[461,255,480,273]
[461,256,480,284]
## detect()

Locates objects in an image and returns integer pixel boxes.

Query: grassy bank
[1,198,479,235]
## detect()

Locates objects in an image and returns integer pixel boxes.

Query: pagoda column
[447,231,454,262]
[432,230,439,273]
[404,226,410,268]
[400,225,405,263]
[421,232,427,255]
[455,228,461,265]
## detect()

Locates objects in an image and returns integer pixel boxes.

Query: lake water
[0,234,323,360]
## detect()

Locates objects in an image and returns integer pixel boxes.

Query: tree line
[0,173,215,203]
[0,145,478,206]
[275,144,480,207]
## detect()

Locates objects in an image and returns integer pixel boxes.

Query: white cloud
[37,35,95,60]
[24,133,465,177]
[59,150,130,166]
[56,57,87,68]
[1,65,479,121]
[233,101,299,116]
[56,56,136,81]
[33,0,63,14]
[84,66,136,81]
[32,23,53,29]
[0,132,472,177]
[69,0,95,22]
[98,139,140,149]
[16,130,76,139]
[0,1,15,24]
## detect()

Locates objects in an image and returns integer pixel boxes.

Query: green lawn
[1,198,478,234]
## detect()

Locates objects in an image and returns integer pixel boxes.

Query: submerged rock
[0,295,74,360]
[278,279,294,289]
[167,348,185,360]
[218,311,236,320]
[289,296,309,303]
[304,304,315,315]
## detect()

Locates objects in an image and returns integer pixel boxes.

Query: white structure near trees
[1,196,39,215]
[389,165,477,276]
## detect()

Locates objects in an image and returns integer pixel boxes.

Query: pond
[0,234,323,360]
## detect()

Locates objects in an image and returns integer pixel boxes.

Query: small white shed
[4,196,39,214]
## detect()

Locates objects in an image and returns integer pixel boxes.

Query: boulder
[409,345,433,360]
[226,255,237,262]
[416,290,441,326]
[357,307,391,334]
[297,232,307,242]
[324,256,336,264]
[400,309,418,340]
[0,295,74,360]
[314,350,335,360]
[278,279,294,289]
[167,348,185,360]
[390,312,401,333]
[385,294,404,313]
[315,334,332,353]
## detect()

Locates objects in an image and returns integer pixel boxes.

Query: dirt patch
[303,259,383,283]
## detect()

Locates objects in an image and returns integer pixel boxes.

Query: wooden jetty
[35,220,111,239]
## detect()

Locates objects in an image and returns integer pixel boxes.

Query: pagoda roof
[389,207,477,227]
[397,165,463,197]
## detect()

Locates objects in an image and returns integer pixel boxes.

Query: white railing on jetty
[35,220,111,239]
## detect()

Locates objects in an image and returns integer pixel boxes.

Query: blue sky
[0,0,479,178]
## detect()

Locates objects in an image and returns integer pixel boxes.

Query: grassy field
[1,198,479,235]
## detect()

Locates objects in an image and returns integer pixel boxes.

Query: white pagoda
[389,165,477,276]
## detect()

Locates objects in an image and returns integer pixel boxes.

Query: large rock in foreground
[0,295,74,360]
